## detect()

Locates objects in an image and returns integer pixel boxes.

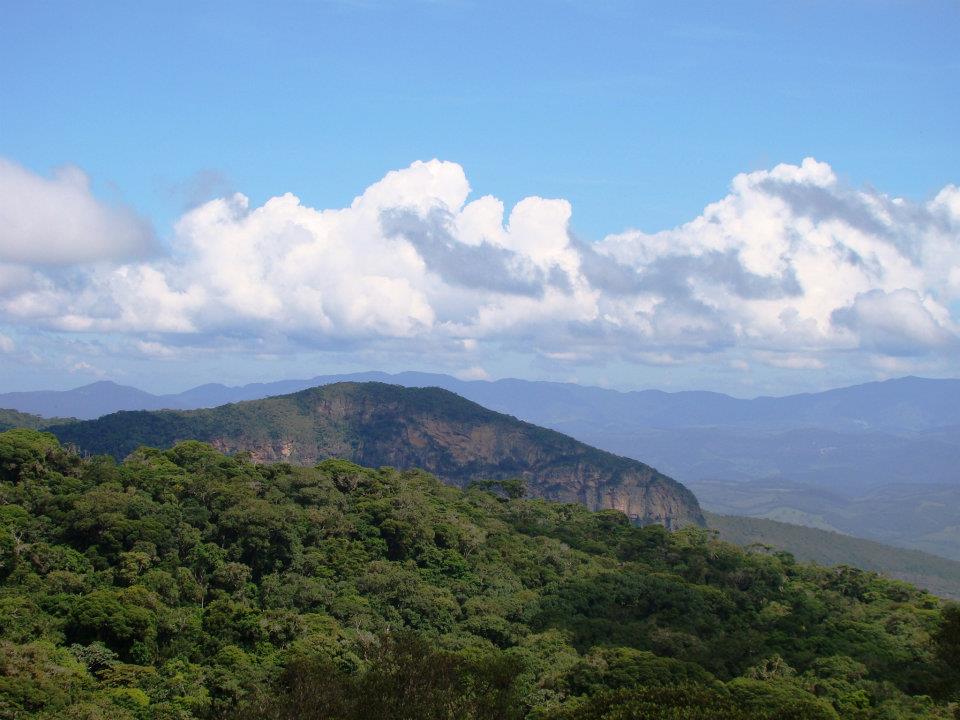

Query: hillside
[50,382,703,528]
[707,512,960,600]
[1,429,958,719]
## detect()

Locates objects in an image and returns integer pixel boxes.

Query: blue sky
[0,1,958,395]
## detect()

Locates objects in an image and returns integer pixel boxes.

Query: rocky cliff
[53,382,704,528]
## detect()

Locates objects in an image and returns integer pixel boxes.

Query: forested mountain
[49,383,703,529]
[707,513,960,600]
[2,428,959,719]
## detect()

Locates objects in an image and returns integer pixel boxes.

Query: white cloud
[598,158,960,357]
[134,340,178,358]
[1,156,958,374]
[0,158,155,265]
[832,288,956,355]
[0,333,14,354]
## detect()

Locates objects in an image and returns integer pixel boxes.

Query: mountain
[706,512,960,600]
[0,380,180,419]
[51,382,704,528]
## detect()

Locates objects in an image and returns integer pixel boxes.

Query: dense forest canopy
[1,428,959,719]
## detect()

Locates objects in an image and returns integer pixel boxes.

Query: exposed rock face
[55,382,704,528]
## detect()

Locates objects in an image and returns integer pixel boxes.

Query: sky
[0,0,958,396]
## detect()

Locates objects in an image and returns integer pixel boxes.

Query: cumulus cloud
[381,208,550,296]
[0,158,155,265]
[1,156,958,374]
[832,288,957,355]
[600,158,960,357]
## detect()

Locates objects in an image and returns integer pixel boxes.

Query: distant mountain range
[4,372,960,431]
[49,382,704,529]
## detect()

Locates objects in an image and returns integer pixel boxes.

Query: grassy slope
[707,511,960,600]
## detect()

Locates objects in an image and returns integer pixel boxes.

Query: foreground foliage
[0,428,958,719]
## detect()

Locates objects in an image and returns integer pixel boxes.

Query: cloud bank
[1,156,958,378]
[0,158,155,265]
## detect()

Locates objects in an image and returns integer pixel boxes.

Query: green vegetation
[708,512,960,600]
[0,409,71,432]
[1,428,959,718]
